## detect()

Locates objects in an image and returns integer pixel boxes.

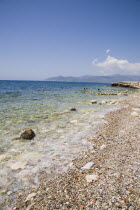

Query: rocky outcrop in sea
[112,81,140,89]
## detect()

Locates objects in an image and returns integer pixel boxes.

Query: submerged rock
[99,100,118,105]
[0,154,9,162]
[20,129,35,140]
[70,120,78,124]
[109,100,117,105]
[99,100,107,105]
[91,100,97,104]
[70,108,77,111]
[11,161,27,170]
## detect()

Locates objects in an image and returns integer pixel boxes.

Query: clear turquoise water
[0,80,131,204]
[0,80,121,149]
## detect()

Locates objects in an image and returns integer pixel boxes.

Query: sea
[0,80,132,205]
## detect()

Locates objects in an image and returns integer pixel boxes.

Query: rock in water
[70,120,78,124]
[91,100,97,104]
[11,161,27,170]
[70,108,77,111]
[20,128,35,140]
[101,100,107,104]
[109,100,117,105]
[0,154,9,162]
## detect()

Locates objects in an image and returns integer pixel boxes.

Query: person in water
[42,88,45,92]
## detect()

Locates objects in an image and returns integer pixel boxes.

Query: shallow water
[0,80,131,205]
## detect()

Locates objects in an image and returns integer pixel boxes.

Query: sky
[0,0,140,80]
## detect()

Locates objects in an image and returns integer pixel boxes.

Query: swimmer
[42,88,45,92]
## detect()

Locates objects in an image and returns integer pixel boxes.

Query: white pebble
[0,154,9,162]
[25,192,36,201]
[101,100,107,104]
[131,108,140,112]
[70,120,78,124]
[11,161,27,170]
[109,100,117,105]
[131,112,139,117]
[86,174,99,183]
[7,191,12,196]
[100,144,107,150]
[81,162,94,170]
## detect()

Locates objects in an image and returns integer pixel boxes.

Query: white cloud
[92,55,140,75]
[106,49,110,54]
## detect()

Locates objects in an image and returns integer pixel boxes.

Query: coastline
[6,92,140,209]
[1,81,131,208]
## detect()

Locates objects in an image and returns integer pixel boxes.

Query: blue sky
[0,0,140,80]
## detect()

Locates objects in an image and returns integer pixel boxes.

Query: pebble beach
[1,0,140,208]
[0,81,129,208]
[4,91,140,210]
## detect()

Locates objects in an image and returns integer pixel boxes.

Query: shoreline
[0,88,125,208]
[5,92,140,209]
[1,100,121,209]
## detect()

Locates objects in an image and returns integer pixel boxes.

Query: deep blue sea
[0,80,130,205]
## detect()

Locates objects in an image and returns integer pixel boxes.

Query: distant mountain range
[45,75,140,83]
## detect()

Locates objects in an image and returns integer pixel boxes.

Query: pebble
[25,192,36,202]
[131,108,140,112]
[100,144,107,150]
[57,129,63,133]
[81,162,94,170]
[51,153,60,158]
[70,120,78,124]
[26,202,36,210]
[97,150,103,154]
[109,100,117,105]
[137,198,140,206]
[91,100,97,104]
[11,161,27,170]
[101,100,107,104]
[7,191,12,196]
[131,112,139,117]
[86,174,99,182]
[0,154,9,162]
